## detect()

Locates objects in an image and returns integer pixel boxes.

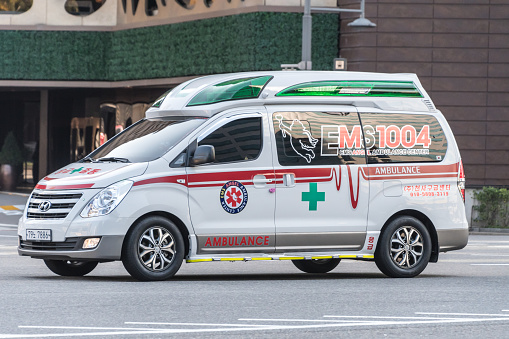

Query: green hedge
[0,12,338,81]
[474,187,509,228]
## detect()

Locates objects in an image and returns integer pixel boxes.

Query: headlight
[80,180,133,218]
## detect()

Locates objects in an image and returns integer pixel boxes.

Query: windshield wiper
[96,157,130,163]
[81,157,97,163]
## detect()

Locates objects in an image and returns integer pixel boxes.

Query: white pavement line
[19,326,160,331]
[470,254,509,257]
[0,235,18,238]
[468,241,509,243]
[323,315,460,320]
[126,322,272,327]
[471,264,509,266]
[415,312,509,317]
[0,224,17,228]
[1,330,172,338]
[8,317,509,338]
[238,318,374,323]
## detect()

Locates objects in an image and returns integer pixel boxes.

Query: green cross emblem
[302,182,325,211]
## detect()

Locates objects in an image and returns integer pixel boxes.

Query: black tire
[292,258,341,273]
[375,216,432,278]
[122,216,184,281]
[44,260,98,277]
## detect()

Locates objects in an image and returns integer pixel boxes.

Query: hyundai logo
[38,201,52,212]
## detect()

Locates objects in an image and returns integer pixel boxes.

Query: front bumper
[18,235,124,261]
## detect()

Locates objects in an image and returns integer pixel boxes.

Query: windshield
[82,117,206,163]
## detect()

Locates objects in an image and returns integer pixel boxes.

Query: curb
[0,191,30,197]
[470,227,509,235]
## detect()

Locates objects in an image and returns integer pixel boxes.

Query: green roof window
[151,89,171,108]
[276,81,423,98]
[187,76,272,107]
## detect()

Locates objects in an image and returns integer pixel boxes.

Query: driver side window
[198,117,262,164]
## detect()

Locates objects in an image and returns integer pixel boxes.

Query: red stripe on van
[367,163,458,180]
[132,163,458,189]
[35,183,95,190]
[133,175,187,187]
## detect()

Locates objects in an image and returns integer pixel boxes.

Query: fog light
[83,238,101,249]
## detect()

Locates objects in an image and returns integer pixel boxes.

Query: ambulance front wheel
[122,216,185,281]
[44,260,98,276]
[292,258,341,274]
[375,216,432,278]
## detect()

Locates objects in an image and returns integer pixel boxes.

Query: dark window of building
[198,117,262,164]
[0,0,32,13]
[65,0,106,16]
[360,113,447,164]
[273,111,366,166]
[145,0,157,16]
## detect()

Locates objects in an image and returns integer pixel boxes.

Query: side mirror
[190,145,215,166]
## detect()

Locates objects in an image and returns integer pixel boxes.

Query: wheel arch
[121,211,191,259]
[377,209,439,263]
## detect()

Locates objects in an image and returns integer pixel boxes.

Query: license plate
[26,229,52,242]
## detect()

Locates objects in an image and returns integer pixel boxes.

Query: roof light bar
[276,81,423,98]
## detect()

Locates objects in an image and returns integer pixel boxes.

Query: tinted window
[360,113,447,163]
[85,117,205,163]
[198,117,262,164]
[273,112,366,166]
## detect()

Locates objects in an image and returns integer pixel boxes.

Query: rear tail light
[458,160,465,203]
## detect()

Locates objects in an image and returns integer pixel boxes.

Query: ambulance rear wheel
[375,216,431,278]
[44,260,98,276]
[122,216,184,281]
[292,258,341,273]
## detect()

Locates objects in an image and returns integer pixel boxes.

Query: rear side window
[198,117,262,163]
[360,113,447,163]
[273,111,366,166]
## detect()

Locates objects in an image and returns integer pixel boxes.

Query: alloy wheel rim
[138,226,176,271]
[390,226,424,269]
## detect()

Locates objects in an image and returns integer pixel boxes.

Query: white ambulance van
[18,71,468,281]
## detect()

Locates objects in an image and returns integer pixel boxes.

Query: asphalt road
[1,193,509,338]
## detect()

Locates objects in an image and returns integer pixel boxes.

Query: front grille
[26,212,69,219]
[28,202,76,209]
[19,237,79,251]
[31,193,82,200]
[26,192,83,220]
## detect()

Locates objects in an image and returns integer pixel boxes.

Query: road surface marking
[415,312,509,317]
[471,264,509,266]
[8,313,509,338]
[323,315,459,320]
[0,205,24,216]
[126,322,271,327]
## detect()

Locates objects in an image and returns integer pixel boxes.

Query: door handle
[283,173,295,187]
[253,174,273,188]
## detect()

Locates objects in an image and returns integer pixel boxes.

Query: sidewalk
[470,227,509,235]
